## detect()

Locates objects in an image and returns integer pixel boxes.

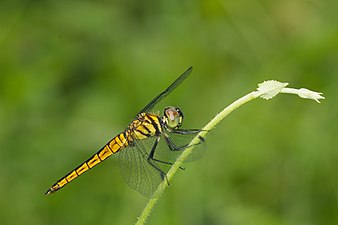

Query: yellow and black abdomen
[45,132,128,195]
[45,114,163,195]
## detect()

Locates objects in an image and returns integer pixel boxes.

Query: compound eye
[164,106,183,129]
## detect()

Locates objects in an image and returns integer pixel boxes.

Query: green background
[0,0,337,224]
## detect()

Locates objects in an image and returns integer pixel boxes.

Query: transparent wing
[118,137,165,197]
[118,128,204,197]
[154,130,206,163]
[137,67,192,115]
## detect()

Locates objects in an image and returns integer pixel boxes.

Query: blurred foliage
[0,0,337,225]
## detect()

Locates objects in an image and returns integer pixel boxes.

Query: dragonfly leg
[146,137,168,182]
[163,135,187,151]
[164,133,204,152]
[171,128,201,134]
[148,137,185,174]
[171,129,207,142]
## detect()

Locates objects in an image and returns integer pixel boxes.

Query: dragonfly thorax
[162,106,183,130]
[45,67,197,197]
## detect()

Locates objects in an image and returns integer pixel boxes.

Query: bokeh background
[0,0,337,224]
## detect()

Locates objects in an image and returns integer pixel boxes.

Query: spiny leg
[163,129,205,152]
[149,136,186,170]
[146,137,186,186]
[171,129,207,142]
[146,137,169,184]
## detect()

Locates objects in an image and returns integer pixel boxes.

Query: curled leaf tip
[297,88,325,103]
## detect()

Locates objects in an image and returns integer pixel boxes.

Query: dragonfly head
[163,106,183,129]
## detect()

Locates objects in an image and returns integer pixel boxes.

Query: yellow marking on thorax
[146,114,162,131]
[130,114,162,140]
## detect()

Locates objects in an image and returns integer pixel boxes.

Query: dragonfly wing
[118,137,164,197]
[118,131,204,197]
[154,130,206,162]
[137,67,192,114]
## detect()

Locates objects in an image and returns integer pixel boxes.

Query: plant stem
[135,90,261,225]
[135,79,325,224]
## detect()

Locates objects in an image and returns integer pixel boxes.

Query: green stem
[135,90,260,225]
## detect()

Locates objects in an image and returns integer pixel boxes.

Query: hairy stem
[135,91,260,225]
[135,80,324,224]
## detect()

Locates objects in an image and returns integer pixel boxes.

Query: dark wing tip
[136,66,194,114]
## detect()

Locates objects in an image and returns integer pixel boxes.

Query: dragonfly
[45,66,204,197]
